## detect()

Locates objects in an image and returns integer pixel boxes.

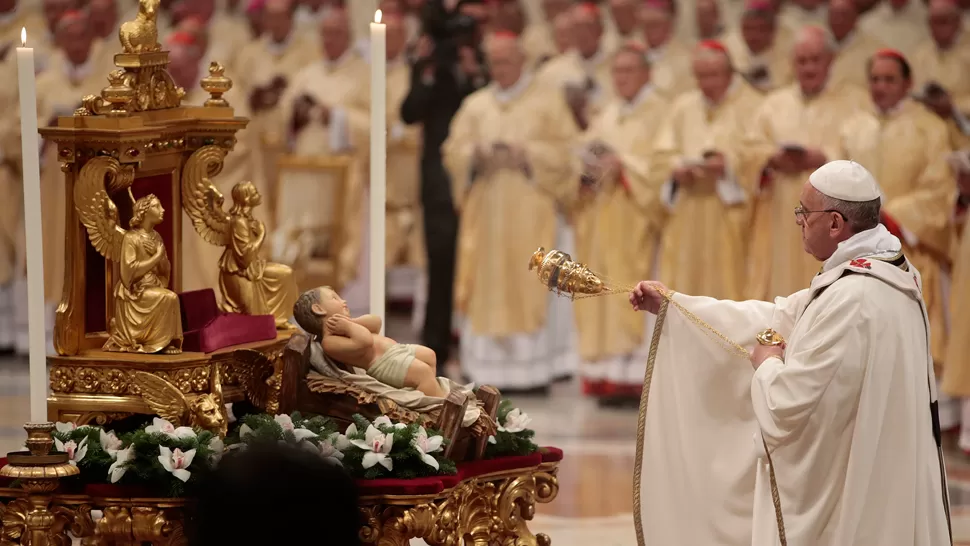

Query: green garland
[484,399,538,459]
[342,414,457,480]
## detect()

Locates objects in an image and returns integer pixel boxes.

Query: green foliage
[484,399,538,459]
[340,414,457,480]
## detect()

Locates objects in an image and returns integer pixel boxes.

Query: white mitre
[808,160,883,202]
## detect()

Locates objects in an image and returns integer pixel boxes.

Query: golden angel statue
[182,146,298,328]
[74,157,184,354]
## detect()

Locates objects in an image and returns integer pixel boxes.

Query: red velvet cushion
[0,458,10,487]
[355,476,445,496]
[458,453,544,479]
[539,447,563,463]
[178,289,278,353]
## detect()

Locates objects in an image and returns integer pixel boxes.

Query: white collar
[579,47,606,71]
[821,224,901,273]
[704,77,739,108]
[492,71,533,104]
[324,48,354,71]
[878,97,910,117]
[646,42,667,63]
[620,83,653,115]
[64,55,94,83]
[833,29,856,50]
[265,34,294,56]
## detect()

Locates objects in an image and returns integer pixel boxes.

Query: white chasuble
[636,225,949,546]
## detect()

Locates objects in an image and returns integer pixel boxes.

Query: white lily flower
[499,409,532,434]
[345,423,358,436]
[350,425,394,471]
[208,436,225,464]
[274,414,318,443]
[373,416,407,430]
[411,427,444,470]
[108,445,134,483]
[145,418,196,440]
[55,422,76,434]
[317,434,348,465]
[158,446,196,482]
[225,403,237,424]
[239,423,254,439]
[54,437,88,466]
[99,430,123,453]
[488,435,497,445]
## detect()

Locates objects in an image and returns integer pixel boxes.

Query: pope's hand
[630,281,667,314]
[750,343,785,370]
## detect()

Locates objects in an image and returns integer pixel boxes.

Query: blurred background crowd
[0,0,968,444]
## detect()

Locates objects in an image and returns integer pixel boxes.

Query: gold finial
[102,69,135,117]
[200,62,233,107]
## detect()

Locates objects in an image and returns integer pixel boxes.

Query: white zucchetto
[808,160,883,202]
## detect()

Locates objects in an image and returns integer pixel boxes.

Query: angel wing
[74,157,131,262]
[234,349,279,412]
[182,145,231,246]
[131,371,189,425]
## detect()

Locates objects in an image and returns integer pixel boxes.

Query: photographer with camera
[401,0,489,372]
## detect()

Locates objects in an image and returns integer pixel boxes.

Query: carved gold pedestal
[359,463,560,546]
[47,334,289,427]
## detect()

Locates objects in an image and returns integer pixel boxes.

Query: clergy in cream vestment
[859,0,929,59]
[741,26,870,300]
[601,0,644,55]
[912,0,970,148]
[534,3,613,114]
[444,34,580,390]
[631,161,950,546]
[839,50,955,370]
[825,0,887,91]
[651,40,763,301]
[572,43,669,399]
[724,1,793,93]
[279,7,370,293]
[640,3,696,99]
[945,183,970,451]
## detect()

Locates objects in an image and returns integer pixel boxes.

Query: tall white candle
[369,10,386,332]
[16,28,48,423]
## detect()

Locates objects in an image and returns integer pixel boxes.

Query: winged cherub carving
[182,145,298,329]
[74,157,183,354]
[132,369,228,436]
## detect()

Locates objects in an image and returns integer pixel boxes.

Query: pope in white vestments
[629,160,950,546]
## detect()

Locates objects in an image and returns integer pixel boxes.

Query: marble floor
[1,312,970,545]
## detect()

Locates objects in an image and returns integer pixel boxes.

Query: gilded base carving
[358,469,559,546]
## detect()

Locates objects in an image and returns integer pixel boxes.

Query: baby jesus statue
[293,287,446,398]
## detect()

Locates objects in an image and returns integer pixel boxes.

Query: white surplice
[637,225,950,546]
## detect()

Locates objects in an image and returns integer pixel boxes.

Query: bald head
[551,11,575,54]
[609,0,639,34]
[929,0,962,48]
[486,33,525,89]
[640,5,674,48]
[385,13,407,60]
[692,43,733,103]
[320,7,350,60]
[827,0,858,41]
[793,26,833,95]
[573,3,603,58]
[695,0,722,39]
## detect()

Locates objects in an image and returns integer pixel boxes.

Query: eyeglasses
[794,205,847,220]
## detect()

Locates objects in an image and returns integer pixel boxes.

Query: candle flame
[20,27,25,47]
[374,9,382,23]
